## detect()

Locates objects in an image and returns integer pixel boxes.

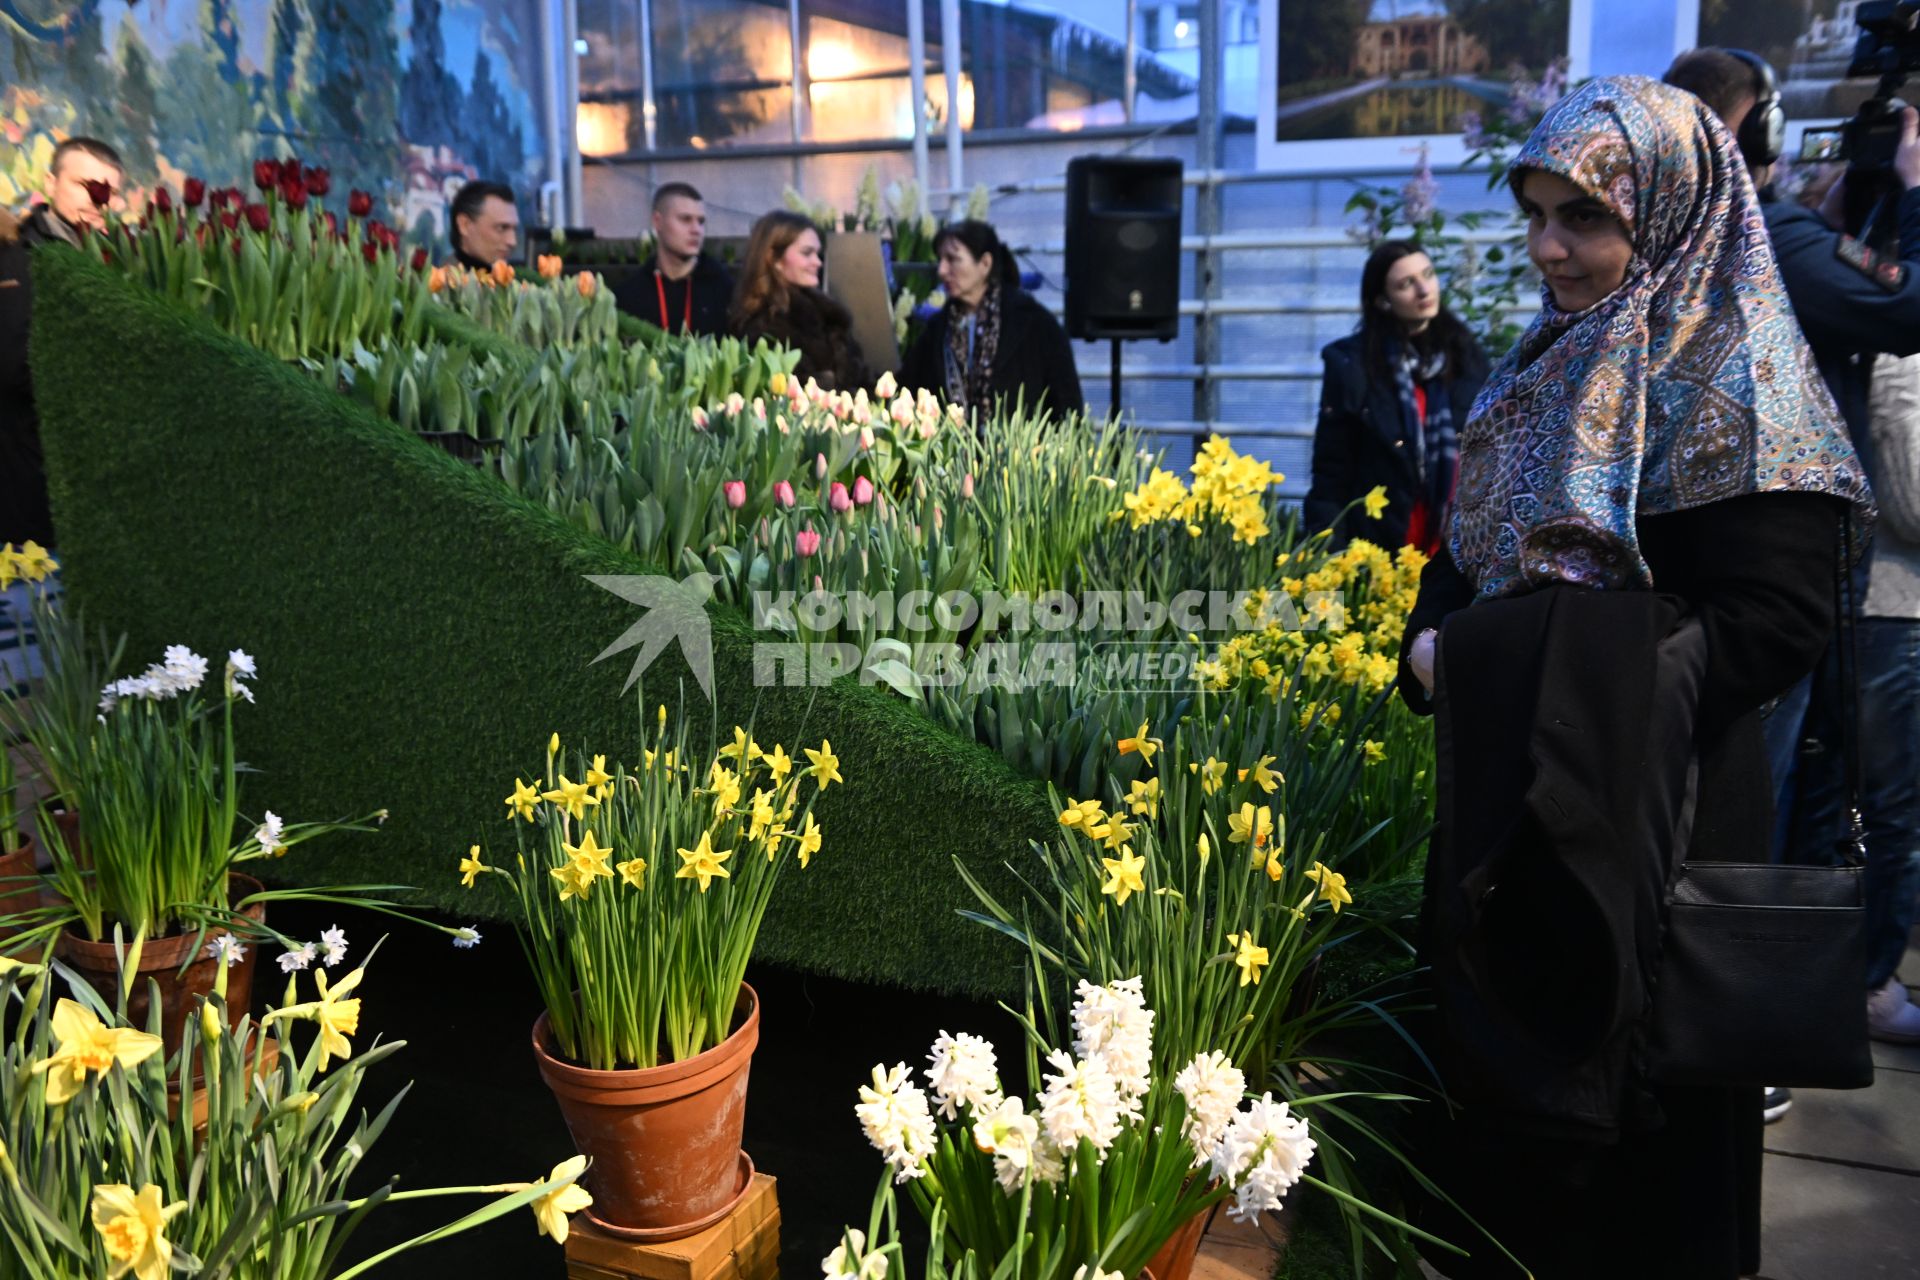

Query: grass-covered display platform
[30,246,1053,997]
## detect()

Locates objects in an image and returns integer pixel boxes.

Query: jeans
[1789,619,1920,990]
[1761,672,1813,863]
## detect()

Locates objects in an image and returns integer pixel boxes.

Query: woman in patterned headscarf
[1396,77,1871,1279]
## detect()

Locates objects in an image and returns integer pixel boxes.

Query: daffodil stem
[342,1185,517,1211]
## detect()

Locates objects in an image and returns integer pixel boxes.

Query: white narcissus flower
[1071,977,1153,1108]
[972,1094,1041,1193]
[926,1029,1000,1121]
[1072,1268,1124,1280]
[276,942,317,973]
[1037,1048,1125,1156]
[855,1063,937,1183]
[159,645,209,695]
[452,926,482,949]
[1209,1093,1316,1223]
[319,925,348,968]
[1174,1050,1246,1167]
[254,811,286,857]
[205,935,247,968]
[226,649,257,702]
[822,1228,890,1280]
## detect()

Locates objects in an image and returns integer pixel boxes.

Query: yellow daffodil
[1126,777,1161,819]
[805,740,844,788]
[564,830,615,883]
[1363,740,1387,765]
[764,742,793,783]
[747,788,779,842]
[92,1183,185,1280]
[1362,485,1389,520]
[719,726,763,765]
[1305,862,1353,913]
[792,812,823,868]
[33,1000,164,1105]
[1239,755,1281,794]
[1059,798,1105,830]
[1101,816,1136,852]
[1227,931,1269,987]
[528,1155,594,1244]
[265,966,365,1072]
[1264,849,1285,882]
[617,857,648,890]
[676,831,734,892]
[707,761,744,812]
[541,775,597,820]
[550,858,598,902]
[1197,832,1211,866]
[0,956,43,977]
[14,540,56,582]
[1116,720,1161,764]
[459,845,487,889]
[0,548,16,591]
[586,754,615,798]
[1101,846,1147,906]
[1191,756,1228,796]
[505,778,541,823]
[1227,803,1273,852]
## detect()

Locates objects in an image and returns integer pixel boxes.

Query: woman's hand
[1410,628,1438,695]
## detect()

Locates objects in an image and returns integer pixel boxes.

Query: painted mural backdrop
[1,0,548,248]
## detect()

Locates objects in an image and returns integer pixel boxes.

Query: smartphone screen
[1801,127,1847,162]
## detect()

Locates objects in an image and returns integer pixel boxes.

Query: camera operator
[1669,46,1920,1056]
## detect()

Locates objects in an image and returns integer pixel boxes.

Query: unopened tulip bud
[815,453,828,480]
[853,475,874,506]
[962,473,976,499]
[774,480,796,508]
[859,426,875,451]
[830,482,852,513]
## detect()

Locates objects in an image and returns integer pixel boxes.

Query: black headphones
[1724,47,1786,168]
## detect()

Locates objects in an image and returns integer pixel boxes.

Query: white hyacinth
[319,925,348,968]
[1174,1050,1246,1167]
[1071,977,1154,1108]
[926,1030,1001,1121]
[254,811,286,857]
[452,926,482,949]
[855,1063,938,1183]
[205,935,247,968]
[971,1094,1042,1193]
[226,649,257,702]
[1209,1093,1317,1223]
[822,1229,890,1280]
[1037,1048,1125,1157]
[1029,1132,1068,1186]
[1072,1268,1124,1280]
[276,942,317,973]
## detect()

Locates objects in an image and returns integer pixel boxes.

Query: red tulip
[150,185,172,214]
[303,167,330,197]
[253,158,281,191]
[220,210,240,232]
[324,211,338,237]
[219,186,243,210]
[362,239,379,265]
[82,179,111,208]
[348,189,373,218]
[229,237,243,257]
[279,174,308,210]
[182,178,206,208]
[411,247,429,272]
[244,203,270,233]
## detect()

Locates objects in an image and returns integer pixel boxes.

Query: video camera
[1797,2,1920,238]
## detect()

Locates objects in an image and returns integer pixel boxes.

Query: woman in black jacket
[730,210,874,392]
[1304,240,1487,553]
[900,220,1084,422]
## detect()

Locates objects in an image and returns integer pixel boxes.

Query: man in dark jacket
[3,137,124,548]
[612,183,733,337]
[447,180,520,271]
[1668,49,1920,1052]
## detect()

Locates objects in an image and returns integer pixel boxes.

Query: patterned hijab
[1450,75,1872,600]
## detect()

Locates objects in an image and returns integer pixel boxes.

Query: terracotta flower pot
[532,984,760,1241]
[1145,1203,1212,1280]
[56,873,266,1060]
[0,832,39,939]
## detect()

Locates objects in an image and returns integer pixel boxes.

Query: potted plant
[0,638,440,1057]
[462,709,838,1240]
[0,952,593,1280]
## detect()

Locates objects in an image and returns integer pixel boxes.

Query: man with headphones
[1668,48,1920,1087]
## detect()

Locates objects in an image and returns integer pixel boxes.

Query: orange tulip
[537,253,563,279]
[428,266,448,294]
[577,271,596,299]
[491,259,515,287]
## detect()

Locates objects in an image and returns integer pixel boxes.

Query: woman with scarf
[1398,78,1872,1279]
[900,221,1084,422]
[1305,241,1489,553]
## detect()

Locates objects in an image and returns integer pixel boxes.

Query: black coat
[611,254,733,338]
[0,209,53,547]
[1303,331,1487,549]
[1399,492,1843,1280]
[899,289,1085,420]
[735,286,873,393]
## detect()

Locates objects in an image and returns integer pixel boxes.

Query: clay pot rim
[0,833,35,868]
[531,981,760,1089]
[57,871,268,969]
[581,1150,757,1243]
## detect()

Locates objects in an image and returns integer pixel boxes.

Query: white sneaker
[1762,1086,1793,1124]
[1868,976,1920,1045]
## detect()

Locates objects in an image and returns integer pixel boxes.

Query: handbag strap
[1835,515,1868,868]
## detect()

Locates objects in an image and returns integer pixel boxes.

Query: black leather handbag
[1648,525,1875,1090]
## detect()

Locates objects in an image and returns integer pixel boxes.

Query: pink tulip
[691,407,709,429]
[962,473,975,499]
[876,371,898,399]
[725,392,746,416]
[853,476,875,506]
[796,528,821,556]
[830,482,852,513]
[774,480,796,508]
[859,426,876,451]
[891,396,913,426]
[723,480,747,509]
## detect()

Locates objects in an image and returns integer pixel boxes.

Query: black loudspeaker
[1064,156,1183,341]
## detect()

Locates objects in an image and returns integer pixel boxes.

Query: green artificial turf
[29,246,1054,997]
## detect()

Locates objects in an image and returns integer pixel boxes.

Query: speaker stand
[1110,338,1123,423]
